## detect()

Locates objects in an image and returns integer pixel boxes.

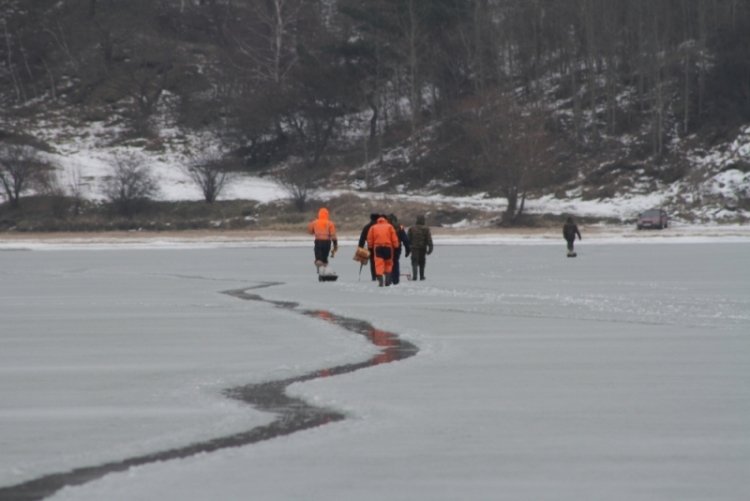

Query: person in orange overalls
[307,207,338,267]
[366,215,400,286]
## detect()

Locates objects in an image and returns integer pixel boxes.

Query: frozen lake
[1,240,749,500]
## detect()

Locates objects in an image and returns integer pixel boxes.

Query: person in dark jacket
[358,213,380,280]
[407,214,433,280]
[388,214,410,285]
[562,216,582,253]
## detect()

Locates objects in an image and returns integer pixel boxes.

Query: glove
[405,249,410,258]
[427,248,433,255]
[330,247,337,258]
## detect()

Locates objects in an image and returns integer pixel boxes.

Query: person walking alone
[366,215,400,286]
[562,216,582,256]
[308,207,338,269]
[407,214,433,280]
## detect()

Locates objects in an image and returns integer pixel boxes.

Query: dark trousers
[566,239,575,252]
[411,248,427,279]
[392,257,401,284]
[314,240,332,264]
[410,248,427,268]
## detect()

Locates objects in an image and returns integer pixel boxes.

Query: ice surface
[0,239,748,500]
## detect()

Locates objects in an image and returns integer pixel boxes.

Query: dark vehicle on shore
[637,209,669,229]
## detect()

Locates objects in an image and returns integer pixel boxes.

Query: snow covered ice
[1,236,749,500]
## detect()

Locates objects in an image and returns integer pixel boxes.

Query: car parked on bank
[636,208,669,229]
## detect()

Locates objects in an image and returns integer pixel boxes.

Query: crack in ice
[0,282,418,500]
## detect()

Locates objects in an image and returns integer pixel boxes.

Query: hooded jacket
[563,218,581,241]
[407,215,433,253]
[308,208,338,243]
[366,216,400,250]
[358,213,380,248]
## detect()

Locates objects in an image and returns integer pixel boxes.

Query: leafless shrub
[101,152,159,217]
[278,161,315,212]
[62,165,89,216]
[185,144,232,204]
[0,144,51,208]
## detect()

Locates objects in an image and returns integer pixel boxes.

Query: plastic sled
[316,262,338,282]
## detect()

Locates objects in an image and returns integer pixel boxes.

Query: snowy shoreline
[1,224,749,250]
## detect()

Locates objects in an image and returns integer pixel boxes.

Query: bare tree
[279,39,356,172]
[101,152,159,217]
[471,94,553,224]
[373,0,429,176]
[0,143,50,208]
[279,161,315,211]
[185,144,232,203]
[63,164,88,216]
[233,0,303,87]
[105,40,177,136]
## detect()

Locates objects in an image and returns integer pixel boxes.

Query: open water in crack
[0,282,419,500]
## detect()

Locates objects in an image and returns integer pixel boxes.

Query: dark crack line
[0,282,419,500]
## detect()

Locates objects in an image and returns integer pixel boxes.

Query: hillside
[1,1,749,230]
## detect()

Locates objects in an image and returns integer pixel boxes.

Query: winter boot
[377,275,384,287]
[412,265,418,281]
[419,265,426,280]
[384,273,392,286]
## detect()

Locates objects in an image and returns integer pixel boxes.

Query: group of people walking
[357,213,434,286]
[307,208,433,286]
[308,208,582,284]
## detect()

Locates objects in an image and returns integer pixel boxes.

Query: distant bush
[101,153,159,217]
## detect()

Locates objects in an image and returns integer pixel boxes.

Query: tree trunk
[585,0,598,142]
[3,21,23,102]
[682,0,691,135]
[504,188,518,224]
[367,92,379,143]
[42,58,57,100]
[697,0,707,116]
[406,0,420,176]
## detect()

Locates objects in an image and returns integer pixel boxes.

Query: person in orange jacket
[308,207,338,267]
[366,215,400,286]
